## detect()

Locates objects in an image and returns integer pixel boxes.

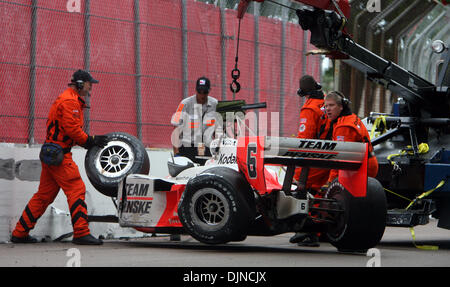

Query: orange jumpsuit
[12,87,91,239]
[327,113,378,182]
[294,98,330,191]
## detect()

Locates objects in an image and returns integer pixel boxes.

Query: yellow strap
[384,187,412,202]
[406,180,445,210]
[401,143,429,156]
[405,180,444,251]
[370,116,387,139]
[409,227,439,250]
[387,143,429,166]
[385,179,445,251]
[387,152,404,162]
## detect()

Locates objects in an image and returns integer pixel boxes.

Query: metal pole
[254,7,260,106]
[220,7,227,101]
[28,0,37,145]
[134,0,142,140]
[84,0,91,134]
[182,0,188,99]
[280,21,286,137]
[301,30,308,107]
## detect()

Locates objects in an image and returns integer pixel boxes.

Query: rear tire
[84,132,150,197]
[325,177,387,252]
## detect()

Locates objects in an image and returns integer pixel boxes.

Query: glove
[319,183,330,196]
[84,135,109,149]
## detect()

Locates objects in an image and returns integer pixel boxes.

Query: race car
[85,108,387,252]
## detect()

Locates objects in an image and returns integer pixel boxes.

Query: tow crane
[237,0,450,231]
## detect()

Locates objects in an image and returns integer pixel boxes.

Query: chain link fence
[0,0,321,147]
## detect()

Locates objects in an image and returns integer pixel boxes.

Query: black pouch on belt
[39,143,64,166]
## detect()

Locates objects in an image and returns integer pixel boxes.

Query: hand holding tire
[85,135,109,149]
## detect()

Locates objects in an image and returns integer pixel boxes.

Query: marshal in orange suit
[11,70,109,245]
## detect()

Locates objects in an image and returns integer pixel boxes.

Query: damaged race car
[85,101,387,253]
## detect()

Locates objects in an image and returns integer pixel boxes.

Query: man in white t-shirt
[171,76,218,164]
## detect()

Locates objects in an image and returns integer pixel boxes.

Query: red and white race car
[85,127,387,253]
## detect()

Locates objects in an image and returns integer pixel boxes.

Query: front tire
[178,168,253,244]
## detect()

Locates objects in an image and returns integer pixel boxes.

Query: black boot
[297,233,320,247]
[11,235,38,243]
[289,232,308,243]
[72,234,103,245]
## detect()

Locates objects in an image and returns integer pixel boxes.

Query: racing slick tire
[85,132,150,197]
[324,177,387,252]
[178,167,254,244]
[202,166,256,219]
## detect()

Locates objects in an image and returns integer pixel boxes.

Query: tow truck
[237,0,449,230]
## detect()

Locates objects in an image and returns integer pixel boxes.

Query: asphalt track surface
[1,219,449,269]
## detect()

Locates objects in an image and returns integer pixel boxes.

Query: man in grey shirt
[171,76,218,164]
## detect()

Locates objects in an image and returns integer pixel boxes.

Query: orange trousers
[12,154,90,239]
[294,167,329,191]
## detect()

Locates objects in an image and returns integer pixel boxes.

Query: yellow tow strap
[387,143,429,162]
[383,138,441,251]
[403,180,444,251]
[385,183,442,250]
[384,142,441,250]
[405,180,445,211]
[409,227,439,250]
[370,115,387,139]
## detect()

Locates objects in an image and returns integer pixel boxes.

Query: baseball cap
[299,75,318,92]
[71,69,99,84]
[196,76,210,93]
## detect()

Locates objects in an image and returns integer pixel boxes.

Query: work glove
[84,135,109,149]
[318,183,330,197]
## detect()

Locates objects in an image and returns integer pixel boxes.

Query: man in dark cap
[291,74,330,247]
[11,69,108,245]
[171,76,218,164]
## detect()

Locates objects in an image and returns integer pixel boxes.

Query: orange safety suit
[294,97,330,191]
[327,113,378,183]
[12,87,91,239]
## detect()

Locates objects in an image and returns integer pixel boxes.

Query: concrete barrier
[0,143,171,243]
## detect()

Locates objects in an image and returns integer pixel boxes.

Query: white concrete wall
[0,143,171,243]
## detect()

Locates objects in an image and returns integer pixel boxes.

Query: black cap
[71,69,99,84]
[299,75,319,92]
[196,76,210,94]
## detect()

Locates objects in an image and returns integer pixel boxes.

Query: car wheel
[84,132,150,197]
[324,177,387,252]
[202,166,256,220]
[178,167,253,244]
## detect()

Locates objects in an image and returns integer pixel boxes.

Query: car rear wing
[237,136,369,197]
[263,136,366,170]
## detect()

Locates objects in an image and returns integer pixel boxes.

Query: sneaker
[72,234,103,245]
[297,234,320,247]
[11,235,38,243]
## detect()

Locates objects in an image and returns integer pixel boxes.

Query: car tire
[178,167,253,244]
[202,166,256,220]
[84,132,150,197]
[324,177,387,252]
